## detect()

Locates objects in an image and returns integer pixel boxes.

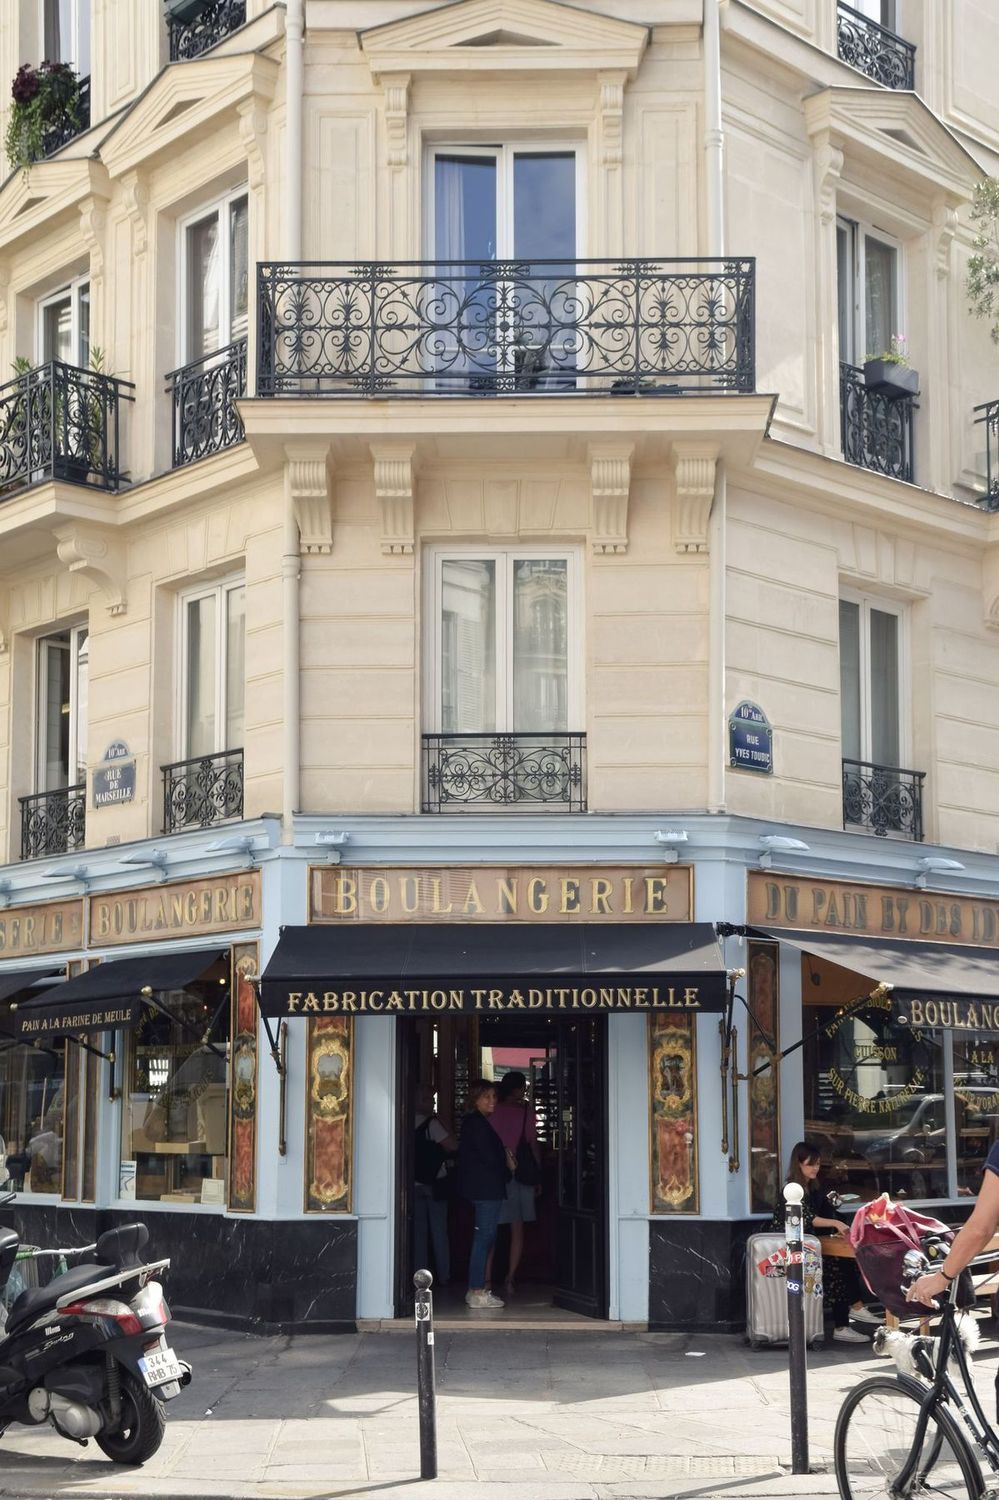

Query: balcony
[256,259,756,398]
[840,362,915,483]
[163,749,244,833]
[42,73,90,157]
[20,785,86,861]
[842,758,925,841]
[975,399,999,511]
[168,339,247,468]
[422,733,586,814]
[167,0,247,61]
[837,3,915,90]
[0,361,133,497]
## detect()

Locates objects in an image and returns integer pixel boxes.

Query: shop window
[38,277,90,367]
[181,190,249,365]
[0,1041,66,1195]
[37,623,88,793]
[43,0,91,75]
[121,971,230,1206]
[179,578,245,760]
[953,1034,999,1197]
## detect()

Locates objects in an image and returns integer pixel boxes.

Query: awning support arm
[745,983,894,1082]
[64,1033,115,1065]
[250,986,288,1158]
[139,990,227,1061]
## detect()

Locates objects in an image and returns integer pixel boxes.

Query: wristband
[940,1265,955,1284]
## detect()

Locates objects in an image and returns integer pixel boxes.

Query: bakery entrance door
[551,1015,608,1319]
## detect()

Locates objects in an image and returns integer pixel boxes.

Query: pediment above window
[0,160,110,254]
[360,0,649,77]
[805,87,982,203]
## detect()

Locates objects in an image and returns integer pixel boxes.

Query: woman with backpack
[490,1072,542,1297]
[413,1084,456,1287]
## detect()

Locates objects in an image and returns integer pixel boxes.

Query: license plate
[139,1346,183,1389]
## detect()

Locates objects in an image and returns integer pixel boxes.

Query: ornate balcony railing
[842,758,925,841]
[837,3,915,90]
[422,733,586,813]
[840,362,915,483]
[43,73,90,156]
[168,338,247,468]
[163,749,244,833]
[20,785,86,861]
[257,258,756,397]
[167,0,246,61]
[0,361,133,498]
[974,399,999,511]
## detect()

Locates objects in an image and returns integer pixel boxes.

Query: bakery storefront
[261,863,730,1324]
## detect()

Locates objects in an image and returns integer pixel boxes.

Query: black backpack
[415,1118,447,1186]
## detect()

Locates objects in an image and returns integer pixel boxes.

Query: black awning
[259,921,728,1018]
[13,948,226,1039]
[0,968,62,1043]
[759,928,999,1029]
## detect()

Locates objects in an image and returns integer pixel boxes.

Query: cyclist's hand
[905,1270,946,1307]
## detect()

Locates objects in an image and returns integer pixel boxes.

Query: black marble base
[649,1218,768,1332]
[1,1204,357,1335]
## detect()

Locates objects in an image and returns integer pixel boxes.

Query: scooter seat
[4,1263,108,1336]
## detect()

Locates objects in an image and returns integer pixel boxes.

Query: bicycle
[834,1244,999,1498]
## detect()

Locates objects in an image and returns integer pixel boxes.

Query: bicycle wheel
[835,1375,982,1499]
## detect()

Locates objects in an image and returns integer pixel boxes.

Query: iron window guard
[43,73,90,157]
[0,360,134,498]
[20,784,86,861]
[167,337,247,468]
[975,399,999,511]
[840,362,915,484]
[842,758,925,841]
[167,0,247,61]
[422,732,586,813]
[162,748,244,833]
[256,257,756,398]
[836,2,915,90]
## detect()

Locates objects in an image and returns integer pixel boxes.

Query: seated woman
[770,1140,879,1344]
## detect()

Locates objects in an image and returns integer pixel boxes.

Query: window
[181,191,249,364]
[839,595,903,769]
[850,0,896,28]
[121,968,230,1206]
[836,218,899,365]
[0,1039,67,1196]
[38,277,90,367]
[180,579,245,759]
[430,146,579,262]
[37,625,88,792]
[953,1036,999,1197]
[429,550,579,733]
[43,0,90,74]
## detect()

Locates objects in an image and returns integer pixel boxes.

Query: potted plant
[864,334,919,400]
[55,348,111,487]
[166,0,211,23]
[4,62,82,169]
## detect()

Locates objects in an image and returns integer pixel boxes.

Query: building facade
[1,0,999,1331]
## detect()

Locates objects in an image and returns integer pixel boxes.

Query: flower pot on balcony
[863,358,919,400]
[166,0,209,22]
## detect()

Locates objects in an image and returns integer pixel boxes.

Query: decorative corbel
[589,443,633,554]
[382,73,410,170]
[54,523,127,616]
[237,99,269,195]
[286,445,334,554]
[79,195,108,284]
[371,443,416,554]
[932,201,958,282]
[121,171,149,260]
[671,444,718,555]
[597,71,626,168]
[813,134,844,228]
[0,262,11,336]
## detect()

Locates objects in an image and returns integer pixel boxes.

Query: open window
[180,190,249,366]
[43,0,90,75]
[38,278,90,367]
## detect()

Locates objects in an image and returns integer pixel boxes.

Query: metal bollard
[783,1182,809,1475]
[414,1269,438,1480]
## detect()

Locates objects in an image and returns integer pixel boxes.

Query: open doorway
[395,1014,608,1320]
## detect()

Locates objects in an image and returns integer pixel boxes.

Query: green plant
[865,333,910,366]
[968,178,999,345]
[4,61,82,169]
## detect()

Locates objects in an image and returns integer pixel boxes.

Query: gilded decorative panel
[228,943,259,1214]
[648,1012,698,1214]
[748,941,781,1214]
[305,1016,352,1213]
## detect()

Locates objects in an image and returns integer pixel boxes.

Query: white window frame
[836,215,904,368]
[35,622,88,792]
[176,576,245,760]
[839,589,909,769]
[424,545,583,733]
[850,0,897,31]
[177,187,250,366]
[41,0,90,74]
[424,143,586,258]
[36,275,90,366]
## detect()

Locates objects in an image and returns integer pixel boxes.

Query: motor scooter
[0,1191,191,1463]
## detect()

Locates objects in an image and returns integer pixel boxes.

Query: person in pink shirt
[489,1071,541,1296]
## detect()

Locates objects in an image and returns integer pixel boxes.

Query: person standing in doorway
[414,1084,456,1287]
[490,1071,542,1297]
[456,1079,513,1309]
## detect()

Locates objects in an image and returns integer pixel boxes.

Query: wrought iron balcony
[0,361,132,498]
[168,338,247,468]
[422,733,586,813]
[20,785,86,861]
[168,0,246,61]
[43,73,90,156]
[975,399,999,511]
[842,758,925,841]
[837,3,915,89]
[257,258,756,398]
[163,749,244,833]
[840,362,915,483]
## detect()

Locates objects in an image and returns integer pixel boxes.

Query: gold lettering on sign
[0,900,83,958]
[89,872,261,947]
[748,872,999,950]
[281,983,704,1016]
[310,866,693,924]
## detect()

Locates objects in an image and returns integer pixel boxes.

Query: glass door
[552,1017,607,1318]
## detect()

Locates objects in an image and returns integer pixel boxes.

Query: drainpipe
[704,0,726,814]
[282,0,305,840]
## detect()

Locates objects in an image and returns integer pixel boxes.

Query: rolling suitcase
[745,1231,825,1349]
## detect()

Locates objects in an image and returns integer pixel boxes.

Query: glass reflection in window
[954,1033,999,1197]
[0,1041,66,1195]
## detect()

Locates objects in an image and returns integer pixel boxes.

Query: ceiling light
[117,848,169,882]
[40,865,90,889]
[205,836,257,868]
[314,830,350,864]
[653,829,688,864]
[758,834,809,871]
[915,855,965,890]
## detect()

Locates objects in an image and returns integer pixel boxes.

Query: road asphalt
[0,1321,994,1500]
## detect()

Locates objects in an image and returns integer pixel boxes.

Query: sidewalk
[0,1321,990,1500]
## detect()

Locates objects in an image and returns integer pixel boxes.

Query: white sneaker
[834,1325,870,1343]
[851,1307,881,1325]
[480,1291,505,1308]
[465,1290,505,1308]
